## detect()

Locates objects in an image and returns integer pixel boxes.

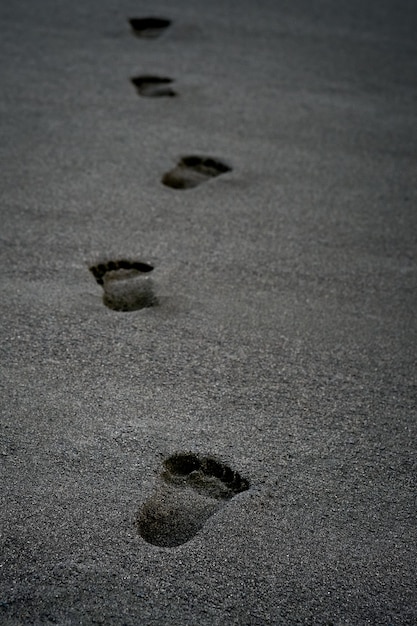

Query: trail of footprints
[88,17,245,546]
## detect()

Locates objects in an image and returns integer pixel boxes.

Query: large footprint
[137,452,249,547]
[128,17,171,39]
[162,156,232,190]
[130,75,176,98]
[89,259,156,312]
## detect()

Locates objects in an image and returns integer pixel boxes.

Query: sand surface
[1,0,416,623]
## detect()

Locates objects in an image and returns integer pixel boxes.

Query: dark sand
[1,0,416,623]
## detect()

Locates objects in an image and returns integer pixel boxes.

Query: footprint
[130,75,176,98]
[89,259,156,312]
[162,156,232,190]
[137,452,249,547]
[128,17,171,39]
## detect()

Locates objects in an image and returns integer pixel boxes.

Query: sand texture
[1,0,416,623]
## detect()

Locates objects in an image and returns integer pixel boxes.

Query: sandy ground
[1,0,416,624]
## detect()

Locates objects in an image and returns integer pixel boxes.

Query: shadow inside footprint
[162,156,232,190]
[128,17,171,38]
[137,452,249,547]
[131,75,176,98]
[89,260,156,312]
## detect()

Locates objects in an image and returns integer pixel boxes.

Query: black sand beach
[1,0,416,623]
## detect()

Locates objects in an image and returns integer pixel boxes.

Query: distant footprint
[162,156,232,190]
[130,75,176,98]
[89,259,156,312]
[137,452,249,547]
[128,17,171,39]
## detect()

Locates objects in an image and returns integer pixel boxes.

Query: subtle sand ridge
[0,0,416,624]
